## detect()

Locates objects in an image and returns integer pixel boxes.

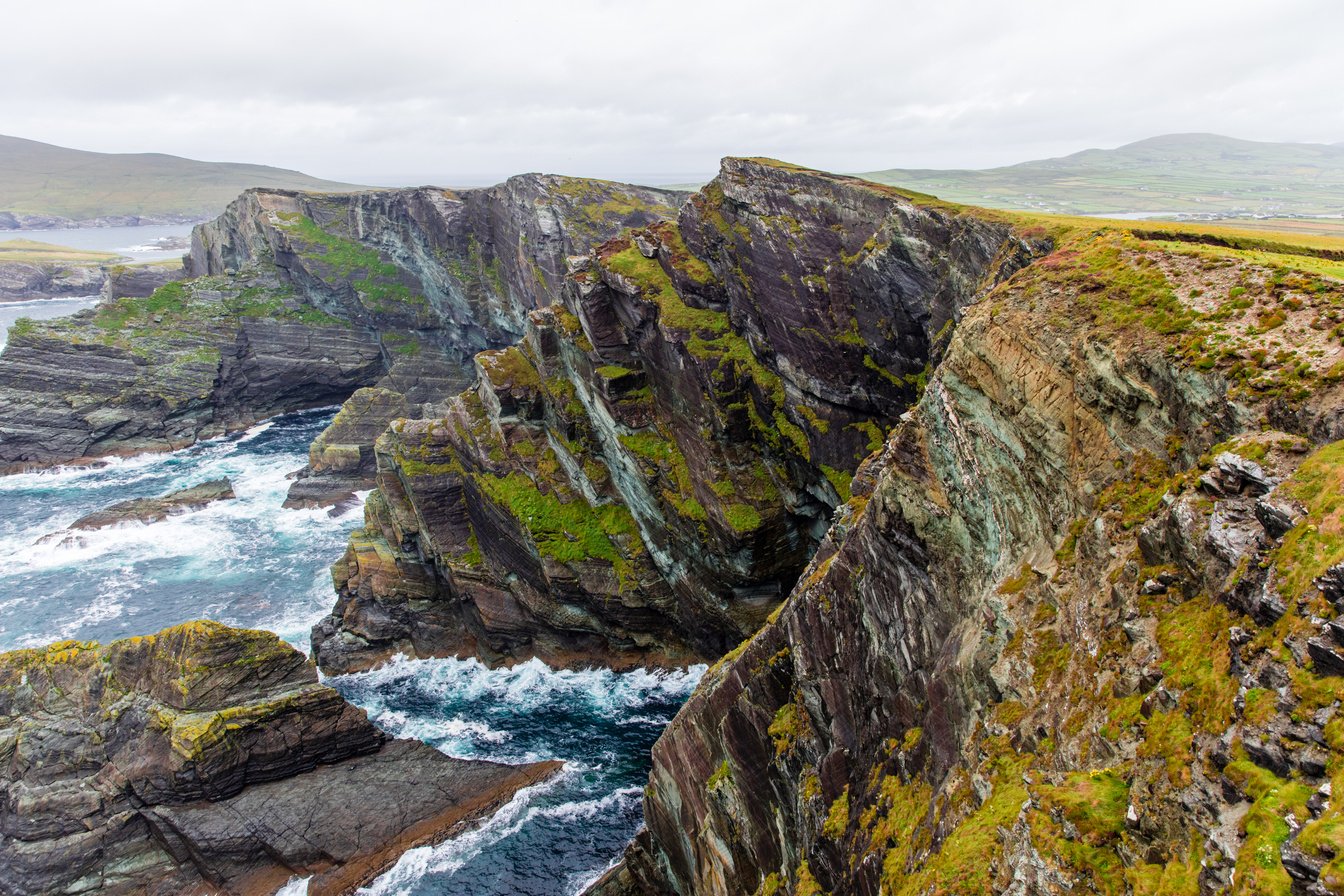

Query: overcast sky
[5,0,1340,184]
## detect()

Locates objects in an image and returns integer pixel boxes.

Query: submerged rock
[68,477,236,530]
[0,620,560,895]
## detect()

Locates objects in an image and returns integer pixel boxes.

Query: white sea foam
[353,769,649,895]
[372,710,513,746]
[0,407,359,651]
[272,875,311,896]
[335,654,706,717]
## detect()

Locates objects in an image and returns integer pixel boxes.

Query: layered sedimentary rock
[0,620,559,896]
[0,176,681,472]
[0,259,106,301]
[590,213,1344,894]
[101,263,188,301]
[312,159,1043,673]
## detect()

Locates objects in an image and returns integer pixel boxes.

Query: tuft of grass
[1038,770,1129,844]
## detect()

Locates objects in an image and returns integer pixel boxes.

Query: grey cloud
[5,0,1340,181]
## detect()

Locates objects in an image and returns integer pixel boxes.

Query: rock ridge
[311,158,1044,673]
[0,176,683,473]
[587,201,1344,895]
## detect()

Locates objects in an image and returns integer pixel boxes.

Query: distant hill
[0,135,369,228]
[858,133,1344,218]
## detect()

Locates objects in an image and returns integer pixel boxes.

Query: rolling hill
[0,134,368,227]
[858,133,1344,219]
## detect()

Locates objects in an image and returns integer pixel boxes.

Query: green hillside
[858,133,1344,219]
[0,134,368,222]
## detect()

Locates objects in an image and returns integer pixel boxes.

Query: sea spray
[0,407,348,650]
[333,655,705,895]
[0,406,704,895]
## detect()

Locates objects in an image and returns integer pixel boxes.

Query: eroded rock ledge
[0,620,560,896]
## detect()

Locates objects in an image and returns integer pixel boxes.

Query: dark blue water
[0,406,701,896]
[334,657,699,896]
[0,407,351,649]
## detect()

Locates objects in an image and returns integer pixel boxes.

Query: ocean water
[0,295,102,350]
[0,407,699,895]
[0,222,196,262]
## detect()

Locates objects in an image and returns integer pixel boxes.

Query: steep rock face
[187,178,685,358]
[101,263,187,301]
[0,177,680,473]
[0,620,560,896]
[592,225,1344,895]
[231,178,682,506]
[312,160,1042,673]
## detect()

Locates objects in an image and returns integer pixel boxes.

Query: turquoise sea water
[0,408,699,895]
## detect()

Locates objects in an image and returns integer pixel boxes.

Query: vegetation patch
[474,468,639,572]
[1272,439,1344,602]
[275,212,427,313]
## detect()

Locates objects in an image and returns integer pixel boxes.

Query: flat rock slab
[283,467,372,513]
[70,477,236,529]
[148,740,562,896]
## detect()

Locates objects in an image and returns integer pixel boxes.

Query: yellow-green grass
[0,238,124,265]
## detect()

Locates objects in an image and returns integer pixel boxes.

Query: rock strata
[587,198,1344,895]
[0,176,682,480]
[0,260,106,301]
[101,263,188,301]
[0,620,560,896]
[312,158,1041,673]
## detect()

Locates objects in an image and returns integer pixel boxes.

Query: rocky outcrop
[190,179,683,507]
[67,478,236,530]
[0,260,106,301]
[101,263,188,301]
[0,620,560,896]
[588,205,1344,895]
[0,270,387,472]
[0,176,681,473]
[312,159,1043,673]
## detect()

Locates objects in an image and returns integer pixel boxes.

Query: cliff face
[311,159,1042,673]
[0,620,559,896]
[591,221,1344,895]
[0,176,680,472]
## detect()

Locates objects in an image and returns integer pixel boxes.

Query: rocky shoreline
[0,212,206,230]
[0,259,185,303]
[0,621,560,895]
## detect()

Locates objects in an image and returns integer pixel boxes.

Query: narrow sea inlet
[0,408,700,895]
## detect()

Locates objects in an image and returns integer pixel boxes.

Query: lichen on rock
[0,620,560,896]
